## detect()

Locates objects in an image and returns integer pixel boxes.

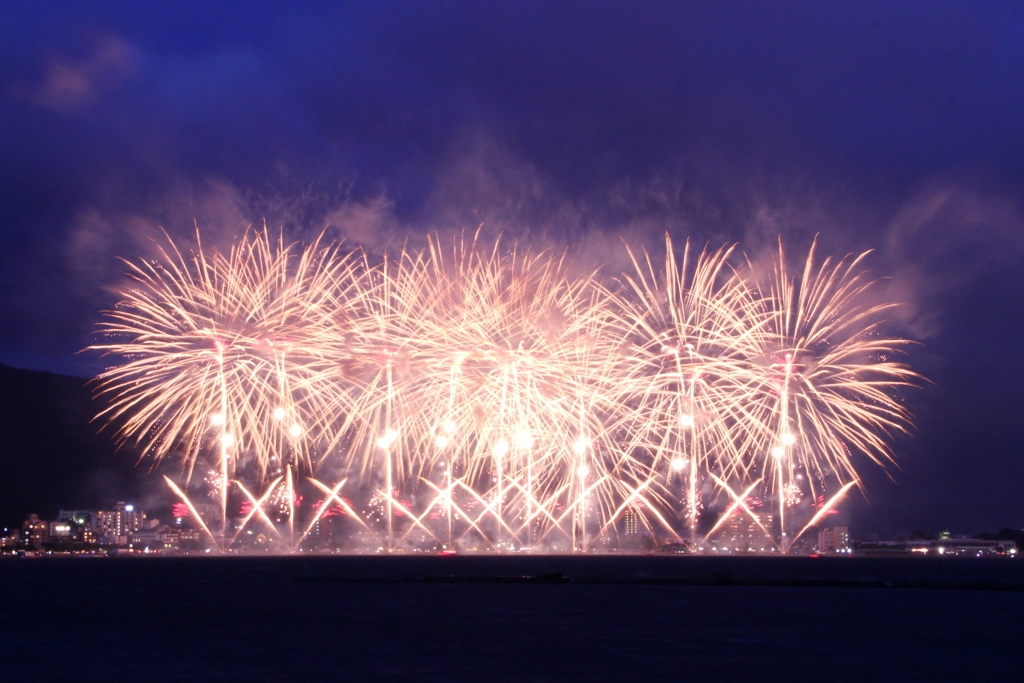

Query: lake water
[1,554,1019,681]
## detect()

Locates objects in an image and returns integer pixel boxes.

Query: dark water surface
[1,555,1019,681]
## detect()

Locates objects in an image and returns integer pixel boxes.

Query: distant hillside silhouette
[0,363,146,528]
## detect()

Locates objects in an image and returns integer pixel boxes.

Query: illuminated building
[304,515,339,549]
[717,511,774,552]
[129,524,176,552]
[624,509,640,536]
[817,526,850,553]
[58,510,94,528]
[51,511,98,544]
[96,502,146,545]
[54,511,97,544]
[162,527,202,550]
[619,508,651,550]
[49,520,74,539]
[21,514,48,549]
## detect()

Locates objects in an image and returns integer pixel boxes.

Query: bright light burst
[93,229,361,477]
[92,229,919,552]
[737,238,919,545]
[617,236,766,543]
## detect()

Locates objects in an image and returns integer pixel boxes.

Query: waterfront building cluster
[1,502,1017,557]
[856,532,1017,557]
[1,502,201,554]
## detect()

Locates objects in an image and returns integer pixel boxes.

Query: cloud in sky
[17,34,138,113]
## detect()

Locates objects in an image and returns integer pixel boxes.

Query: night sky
[1,2,1022,538]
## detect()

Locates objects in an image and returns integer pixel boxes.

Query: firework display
[92,229,918,552]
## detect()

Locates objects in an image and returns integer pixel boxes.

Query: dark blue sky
[1,1,1022,536]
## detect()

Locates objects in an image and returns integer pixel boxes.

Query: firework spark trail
[163,476,220,550]
[96,229,918,552]
[793,480,857,545]
[95,231,360,472]
[404,233,640,548]
[293,478,349,549]
[93,230,369,541]
[700,478,768,547]
[234,478,287,547]
[305,231,641,548]
[737,238,919,548]
[616,236,768,545]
